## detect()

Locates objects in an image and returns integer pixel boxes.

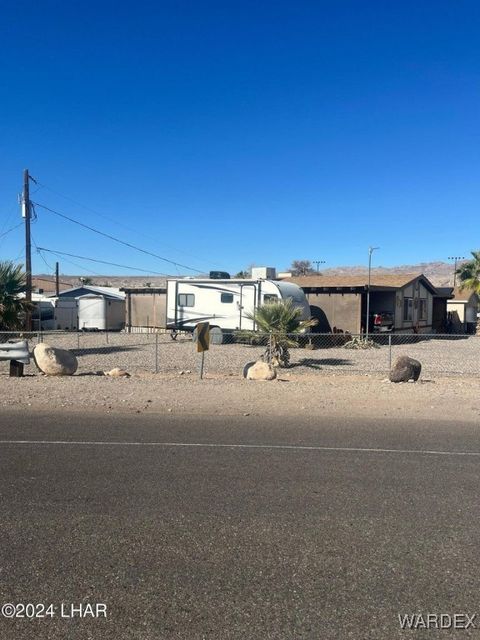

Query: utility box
[251,267,277,280]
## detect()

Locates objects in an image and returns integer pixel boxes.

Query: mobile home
[166,278,311,335]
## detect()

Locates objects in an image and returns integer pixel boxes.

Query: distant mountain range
[318,261,458,287]
[34,260,460,292]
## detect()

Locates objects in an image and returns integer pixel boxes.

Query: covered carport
[287,273,439,334]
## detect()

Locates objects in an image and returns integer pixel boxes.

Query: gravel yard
[1,332,479,420]
[1,369,479,425]
[1,331,479,378]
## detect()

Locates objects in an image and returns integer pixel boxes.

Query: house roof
[450,287,480,302]
[288,273,438,293]
[435,287,454,298]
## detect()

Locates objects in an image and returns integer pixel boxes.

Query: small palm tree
[0,261,31,332]
[246,298,317,367]
[456,251,480,334]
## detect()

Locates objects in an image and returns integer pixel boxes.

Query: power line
[33,200,206,274]
[33,201,204,273]
[36,247,169,276]
[32,234,55,272]
[35,180,223,270]
[13,249,25,262]
[48,254,103,277]
[0,221,23,239]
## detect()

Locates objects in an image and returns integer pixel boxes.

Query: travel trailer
[166,278,311,337]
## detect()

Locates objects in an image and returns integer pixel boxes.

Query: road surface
[0,410,479,639]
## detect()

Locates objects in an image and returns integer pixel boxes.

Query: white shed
[53,285,126,331]
[78,295,125,330]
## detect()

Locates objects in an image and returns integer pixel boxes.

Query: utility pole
[23,169,32,330]
[365,246,379,341]
[313,260,326,272]
[55,261,60,297]
[448,256,465,289]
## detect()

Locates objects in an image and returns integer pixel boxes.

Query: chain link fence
[0,330,479,377]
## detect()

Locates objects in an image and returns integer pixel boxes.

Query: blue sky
[0,1,479,276]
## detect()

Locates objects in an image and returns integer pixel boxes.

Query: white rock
[105,368,130,378]
[246,360,277,381]
[33,343,78,376]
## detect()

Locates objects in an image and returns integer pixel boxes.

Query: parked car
[371,311,394,332]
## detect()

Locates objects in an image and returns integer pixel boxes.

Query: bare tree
[235,264,255,278]
[290,260,315,276]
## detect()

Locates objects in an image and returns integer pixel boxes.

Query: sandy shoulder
[1,370,479,423]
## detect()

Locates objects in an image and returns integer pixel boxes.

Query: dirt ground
[1,369,479,424]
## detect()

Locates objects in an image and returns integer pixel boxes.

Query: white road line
[0,440,479,457]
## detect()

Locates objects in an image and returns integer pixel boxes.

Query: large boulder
[246,360,277,381]
[389,356,421,383]
[33,343,78,376]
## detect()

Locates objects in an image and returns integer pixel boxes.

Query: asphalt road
[0,410,479,640]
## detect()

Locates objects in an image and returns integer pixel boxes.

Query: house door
[239,284,257,330]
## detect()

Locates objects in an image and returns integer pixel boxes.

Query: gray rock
[33,343,78,376]
[246,360,277,381]
[389,356,422,383]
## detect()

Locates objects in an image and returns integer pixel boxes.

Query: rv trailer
[166,278,311,339]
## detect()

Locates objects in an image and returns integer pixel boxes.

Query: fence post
[388,333,392,371]
[155,332,159,373]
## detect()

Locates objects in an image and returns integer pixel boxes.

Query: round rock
[33,343,78,376]
[246,360,277,381]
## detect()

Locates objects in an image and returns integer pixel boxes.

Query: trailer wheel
[209,326,224,345]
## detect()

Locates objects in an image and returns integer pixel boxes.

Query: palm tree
[0,261,31,332]
[246,298,317,367]
[456,250,480,334]
[456,251,480,294]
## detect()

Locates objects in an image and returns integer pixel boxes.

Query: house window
[419,299,427,321]
[403,297,413,322]
[221,293,234,303]
[178,293,194,307]
[264,294,279,303]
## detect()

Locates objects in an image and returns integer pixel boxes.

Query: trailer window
[178,294,195,307]
[264,294,279,303]
[221,293,234,303]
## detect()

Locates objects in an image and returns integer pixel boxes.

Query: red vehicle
[371,311,394,332]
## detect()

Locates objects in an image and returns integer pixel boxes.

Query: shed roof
[55,285,125,300]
